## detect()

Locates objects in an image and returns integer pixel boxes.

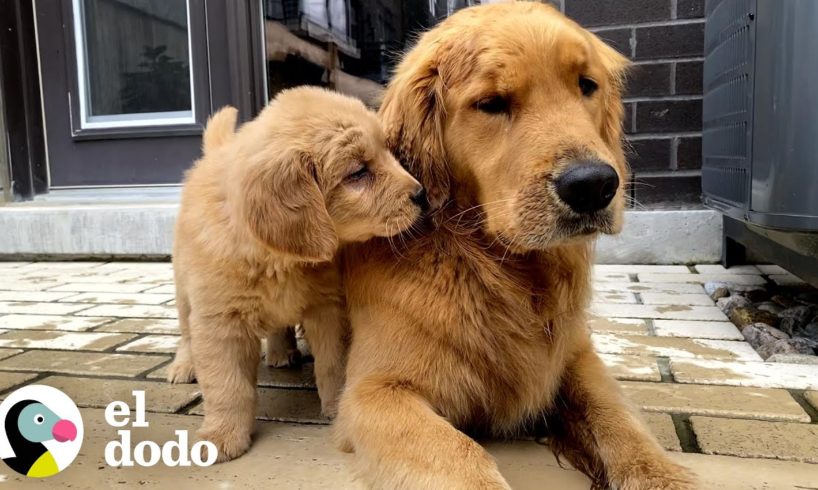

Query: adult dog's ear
[591,34,631,154]
[234,151,338,262]
[379,35,451,211]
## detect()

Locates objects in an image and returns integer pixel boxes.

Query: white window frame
[72,0,196,129]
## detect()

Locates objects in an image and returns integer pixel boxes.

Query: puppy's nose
[554,161,619,214]
[411,187,429,211]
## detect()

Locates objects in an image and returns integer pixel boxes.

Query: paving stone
[670,359,818,390]
[9,406,818,490]
[637,273,766,285]
[0,372,37,392]
[95,262,172,272]
[0,291,77,302]
[190,387,328,424]
[95,318,179,335]
[59,292,175,305]
[0,280,64,292]
[621,381,809,422]
[653,320,743,340]
[0,262,30,269]
[770,273,805,286]
[756,265,788,275]
[75,304,177,319]
[594,282,706,295]
[588,317,650,335]
[767,353,818,365]
[39,376,200,413]
[0,330,136,351]
[593,292,639,304]
[116,335,179,354]
[258,363,316,389]
[693,265,760,275]
[592,333,762,361]
[599,354,660,381]
[593,271,632,282]
[639,293,715,306]
[53,272,149,284]
[18,261,105,271]
[0,350,166,377]
[0,301,93,315]
[590,303,728,321]
[690,416,818,463]
[144,363,172,380]
[142,284,176,294]
[0,348,22,360]
[5,409,364,489]
[594,265,690,274]
[805,391,818,411]
[0,314,112,332]
[641,412,681,451]
[47,282,152,293]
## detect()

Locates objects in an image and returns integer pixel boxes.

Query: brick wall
[555,0,705,207]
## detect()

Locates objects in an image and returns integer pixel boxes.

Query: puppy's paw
[265,348,302,368]
[320,396,339,419]
[197,427,252,463]
[166,358,196,384]
[613,460,698,490]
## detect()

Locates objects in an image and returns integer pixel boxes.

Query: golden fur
[168,86,422,462]
[334,3,697,489]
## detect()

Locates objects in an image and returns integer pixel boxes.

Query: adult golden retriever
[169,87,424,461]
[335,3,696,489]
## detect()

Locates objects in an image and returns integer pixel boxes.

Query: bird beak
[52,419,77,442]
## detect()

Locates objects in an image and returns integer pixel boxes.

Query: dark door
[34,0,264,188]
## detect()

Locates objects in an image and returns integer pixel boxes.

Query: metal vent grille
[702,0,756,212]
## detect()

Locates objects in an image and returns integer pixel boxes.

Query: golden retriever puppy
[335,3,696,489]
[168,86,425,462]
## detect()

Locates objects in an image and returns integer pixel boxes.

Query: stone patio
[1,261,817,487]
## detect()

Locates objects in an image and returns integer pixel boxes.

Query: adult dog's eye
[346,165,369,182]
[475,96,510,115]
[579,76,598,97]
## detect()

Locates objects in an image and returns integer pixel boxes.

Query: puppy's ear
[203,106,238,154]
[237,151,338,262]
[591,35,631,152]
[379,37,451,211]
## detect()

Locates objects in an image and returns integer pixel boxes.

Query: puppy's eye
[345,165,369,182]
[475,96,510,115]
[579,76,598,97]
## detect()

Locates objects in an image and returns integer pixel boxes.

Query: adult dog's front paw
[197,426,252,463]
[265,347,301,368]
[613,459,698,490]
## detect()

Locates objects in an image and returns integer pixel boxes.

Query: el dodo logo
[0,385,82,478]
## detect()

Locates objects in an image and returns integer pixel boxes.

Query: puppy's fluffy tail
[203,106,238,154]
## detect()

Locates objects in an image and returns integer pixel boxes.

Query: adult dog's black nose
[554,162,619,214]
[411,187,429,211]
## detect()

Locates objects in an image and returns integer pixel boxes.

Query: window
[73,0,195,128]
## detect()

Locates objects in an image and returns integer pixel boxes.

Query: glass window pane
[76,0,194,127]
[262,0,489,107]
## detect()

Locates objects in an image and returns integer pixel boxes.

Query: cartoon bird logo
[2,399,78,478]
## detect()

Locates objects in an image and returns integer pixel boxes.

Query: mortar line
[624,95,702,103]
[669,62,678,95]
[656,357,673,381]
[588,18,705,30]
[788,390,818,424]
[672,414,702,453]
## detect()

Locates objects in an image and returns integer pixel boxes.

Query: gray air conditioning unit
[702,0,818,284]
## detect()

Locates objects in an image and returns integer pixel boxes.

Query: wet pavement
[1,261,817,488]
